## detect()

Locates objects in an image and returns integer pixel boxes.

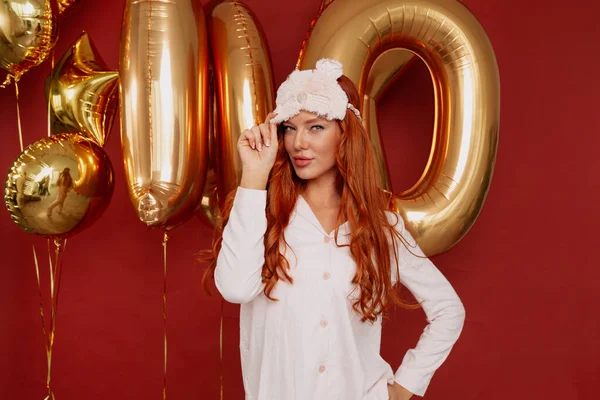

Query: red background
[1,0,598,399]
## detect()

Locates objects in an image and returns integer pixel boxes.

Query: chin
[293,166,320,180]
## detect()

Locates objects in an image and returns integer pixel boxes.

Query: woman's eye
[282,125,294,132]
[312,125,324,131]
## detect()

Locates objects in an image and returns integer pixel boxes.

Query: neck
[301,171,341,208]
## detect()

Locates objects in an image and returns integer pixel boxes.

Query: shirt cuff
[394,364,432,397]
[231,186,268,229]
[235,186,267,202]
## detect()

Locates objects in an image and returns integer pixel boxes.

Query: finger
[251,126,261,151]
[268,119,277,146]
[265,112,278,125]
[259,123,270,149]
[242,129,255,149]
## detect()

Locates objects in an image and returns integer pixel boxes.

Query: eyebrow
[283,118,327,127]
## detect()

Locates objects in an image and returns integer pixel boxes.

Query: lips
[293,156,313,167]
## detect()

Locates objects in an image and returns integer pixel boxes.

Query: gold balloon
[46,31,119,147]
[119,0,209,230]
[198,169,220,228]
[0,0,58,83]
[208,1,276,206]
[197,63,220,228]
[298,0,500,256]
[4,133,114,238]
[56,0,80,15]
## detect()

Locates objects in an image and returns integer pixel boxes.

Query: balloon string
[220,298,224,400]
[32,245,49,341]
[15,80,23,152]
[162,232,169,400]
[47,239,63,399]
[35,239,64,400]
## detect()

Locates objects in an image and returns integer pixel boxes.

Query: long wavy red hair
[200,75,420,322]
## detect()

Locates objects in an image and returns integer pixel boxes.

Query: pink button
[324,236,331,243]
[320,319,328,327]
[322,272,330,280]
[318,364,326,373]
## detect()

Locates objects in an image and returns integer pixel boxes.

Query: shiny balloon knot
[1,75,14,88]
[53,239,63,252]
[138,193,164,226]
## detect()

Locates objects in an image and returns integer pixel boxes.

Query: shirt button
[320,319,328,327]
[322,272,330,280]
[324,236,331,243]
[319,364,326,373]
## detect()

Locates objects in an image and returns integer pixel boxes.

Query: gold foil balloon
[0,0,58,83]
[298,0,500,256]
[4,133,114,238]
[56,0,80,15]
[46,31,119,147]
[208,1,276,206]
[197,63,220,228]
[119,0,209,230]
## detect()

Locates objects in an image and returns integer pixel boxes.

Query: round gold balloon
[298,0,500,256]
[4,133,114,238]
[46,31,119,147]
[119,0,209,230]
[0,0,58,83]
[208,1,276,207]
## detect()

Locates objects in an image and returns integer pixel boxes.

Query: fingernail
[251,142,255,149]
[258,143,263,151]
[265,141,271,147]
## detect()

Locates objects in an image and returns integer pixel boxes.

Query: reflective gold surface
[119,0,209,230]
[0,0,58,82]
[4,133,114,238]
[56,0,80,15]
[46,31,119,147]
[197,63,220,228]
[298,0,500,255]
[209,1,275,205]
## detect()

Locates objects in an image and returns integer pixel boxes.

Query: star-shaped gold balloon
[46,31,119,147]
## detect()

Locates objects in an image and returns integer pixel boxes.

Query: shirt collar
[293,194,350,237]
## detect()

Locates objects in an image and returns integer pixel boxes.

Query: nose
[293,128,308,150]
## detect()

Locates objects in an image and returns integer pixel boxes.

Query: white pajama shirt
[215,187,466,399]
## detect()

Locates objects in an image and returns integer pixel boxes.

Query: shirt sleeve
[387,212,466,397]
[214,186,268,304]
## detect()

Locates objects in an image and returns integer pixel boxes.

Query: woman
[202,59,465,399]
[47,167,73,217]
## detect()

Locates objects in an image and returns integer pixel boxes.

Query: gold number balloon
[4,133,114,238]
[0,0,58,83]
[119,0,209,230]
[208,1,276,208]
[46,31,119,147]
[196,63,220,229]
[298,0,500,255]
